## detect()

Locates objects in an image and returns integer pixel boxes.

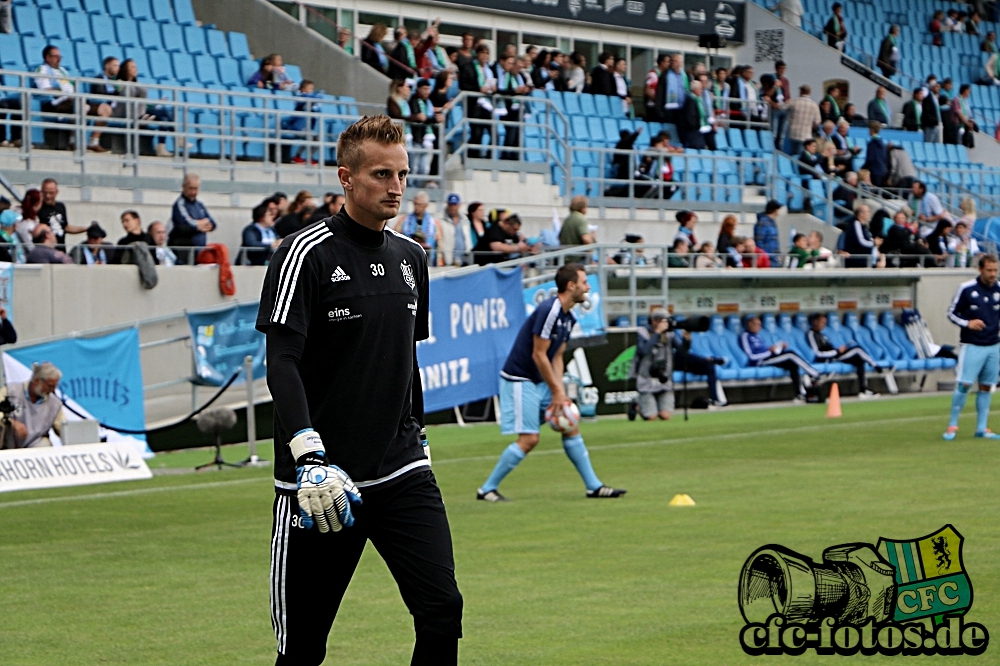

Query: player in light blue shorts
[944,255,1000,440]
[477,264,626,501]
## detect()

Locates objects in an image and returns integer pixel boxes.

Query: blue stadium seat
[60,0,84,11]
[148,48,173,80]
[150,0,174,23]
[171,51,195,83]
[0,34,24,68]
[183,25,206,55]
[205,29,228,58]
[14,6,41,37]
[879,312,928,370]
[22,36,48,68]
[66,11,92,42]
[217,57,240,86]
[139,20,164,50]
[90,14,114,44]
[40,9,67,39]
[123,46,149,76]
[49,39,76,71]
[114,18,140,47]
[161,24,183,52]
[563,93,581,115]
[129,0,151,21]
[239,59,258,86]
[843,312,893,367]
[105,0,128,18]
[863,312,915,370]
[194,54,218,85]
[82,0,106,14]
[228,31,251,60]
[594,93,612,118]
[586,116,606,144]
[97,42,122,64]
[579,93,596,116]
[284,64,302,85]
[172,0,196,26]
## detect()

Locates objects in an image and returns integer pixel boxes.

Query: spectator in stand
[391,28,430,80]
[15,189,40,249]
[85,56,122,152]
[731,66,762,123]
[645,54,670,120]
[741,315,820,400]
[560,196,595,247]
[678,79,715,150]
[421,28,449,77]
[807,230,834,265]
[694,242,722,268]
[868,86,892,126]
[0,0,10,35]
[957,197,978,231]
[337,27,353,54]
[0,209,23,263]
[38,178,85,247]
[70,223,113,265]
[743,237,772,268]
[902,88,925,131]
[463,202,487,256]
[788,232,818,268]
[674,210,698,247]
[818,139,844,175]
[786,85,821,157]
[659,54,689,124]
[842,103,867,127]
[754,200,782,266]
[951,220,981,267]
[861,120,890,187]
[530,50,552,90]
[286,80,322,166]
[115,209,155,264]
[716,214,737,256]
[168,174,216,263]
[825,85,843,120]
[969,11,984,36]
[472,213,537,265]
[438,193,465,266]
[565,52,586,93]
[841,202,881,267]
[924,219,954,265]
[667,237,691,267]
[930,11,945,47]
[819,98,838,125]
[613,57,631,116]
[241,202,280,266]
[3,362,66,448]
[35,46,113,153]
[711,67,731,122]
[773,0,803,29]
[943,9,962,33]
[832,171,859,216]
[725,236,746,268]
[910,180,951,237]
[589,52,616,97]
[835,118,862,158]
[882,209,931,267]
[767,66,789,148]
[459,44,497,159]
[983,31,997,54]
[878,25,902,78]
[305,192,344,225]
[275,190,315,237]
[247,54,291,90]
[361,24,389,75]
[455,33,474,70]
[430,70,457,111]
[394,191,443,266]
[115,58,173,157]
[798,138,822,202]
[27,226,72,264]
[148,221,176,267]
[824,3,848,50]
[824,119,859,168]
[949,84,977,147]
[409,78,444,174]
[494,55,531,161]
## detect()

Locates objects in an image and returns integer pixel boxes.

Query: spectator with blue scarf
[659,54,688,124]
[361,24,389,75]
[409,78,443,183]
[394,191,443,266]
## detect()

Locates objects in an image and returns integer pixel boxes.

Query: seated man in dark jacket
[881,209,934,267]
[901,89,924,132]
[606,127,643,197]
[840,202,881,268]
[240,202,280,266]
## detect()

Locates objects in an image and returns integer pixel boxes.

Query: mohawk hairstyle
[337,115,405,171]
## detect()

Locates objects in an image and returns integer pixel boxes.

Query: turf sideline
[0,412,949,508]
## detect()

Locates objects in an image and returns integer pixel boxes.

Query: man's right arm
[265,326,312,436]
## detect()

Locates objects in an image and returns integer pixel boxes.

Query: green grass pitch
[1,395,999,665]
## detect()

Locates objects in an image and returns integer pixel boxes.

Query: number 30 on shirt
[371,263,384,276]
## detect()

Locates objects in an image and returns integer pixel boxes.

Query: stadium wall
[190,0,389,105]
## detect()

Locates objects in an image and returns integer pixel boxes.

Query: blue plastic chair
[13,6,41,37]
[148,49,174,81]
[138,20,163,50]
[105,0,128,18]
[40,9,67,39]
[183,25,207,55]
[161,23,183,53]
[171,51,196,84]
[150,0,173,23]
[59,0,84,11]
[82,0,106,14]
[205,29,228,58]
[194,54,218,85]
[114,17,140,48]
[579,93,597,116]
[90,14,114,44]
[228,31,251,60]
[66,11,92,42]
[172,0,196,26]
[217,57,240,87]
[123,46,149,75]
[129,0,151,20]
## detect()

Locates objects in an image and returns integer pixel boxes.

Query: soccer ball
[545,400,581,433]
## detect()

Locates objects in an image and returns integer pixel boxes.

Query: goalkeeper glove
[290,429,362,533]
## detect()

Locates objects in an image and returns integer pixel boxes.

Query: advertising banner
[0,261,13,323]
[434,0,746,41]
[0,441,152,492]
[187,303,266,386]
[418,267,526,413]
[523,274,605,341]
[3,328,151,456]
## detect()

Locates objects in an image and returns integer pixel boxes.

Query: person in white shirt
[34,45,111,151]
[613,57,631,116]
[910,180,952,238]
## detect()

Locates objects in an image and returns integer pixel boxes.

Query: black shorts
[271,469,462,666]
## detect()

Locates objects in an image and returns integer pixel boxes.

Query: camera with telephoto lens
[739,543,896,625]
[666,315,712,333]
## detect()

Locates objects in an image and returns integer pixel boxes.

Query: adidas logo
[330,266,351,283]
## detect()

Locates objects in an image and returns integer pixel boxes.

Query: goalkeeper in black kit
[256,116,462,666]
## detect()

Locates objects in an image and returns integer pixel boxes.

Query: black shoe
[627,401,637,421]
[587,486,627,498]
[476,489,509,502]
[712,357,727,365]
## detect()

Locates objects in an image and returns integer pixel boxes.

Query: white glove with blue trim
[290,430,362,533]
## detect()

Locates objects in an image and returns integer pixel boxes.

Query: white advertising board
[0,442,152,493]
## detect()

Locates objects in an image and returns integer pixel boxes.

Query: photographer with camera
[632,310,728,420]
[1,361,65,449]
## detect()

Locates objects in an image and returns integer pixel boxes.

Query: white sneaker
[155,143,170,157]
[858,389,879,400]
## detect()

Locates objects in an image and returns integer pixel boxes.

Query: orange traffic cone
[826,382,842,418]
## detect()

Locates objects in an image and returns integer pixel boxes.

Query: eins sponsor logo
[328,307,361,322]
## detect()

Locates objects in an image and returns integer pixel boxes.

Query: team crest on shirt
[400,259,416,290]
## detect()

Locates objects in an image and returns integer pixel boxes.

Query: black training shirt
[472,223,518,265]
[256,211,431,494]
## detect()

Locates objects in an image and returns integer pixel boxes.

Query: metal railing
[0,67,450,188]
